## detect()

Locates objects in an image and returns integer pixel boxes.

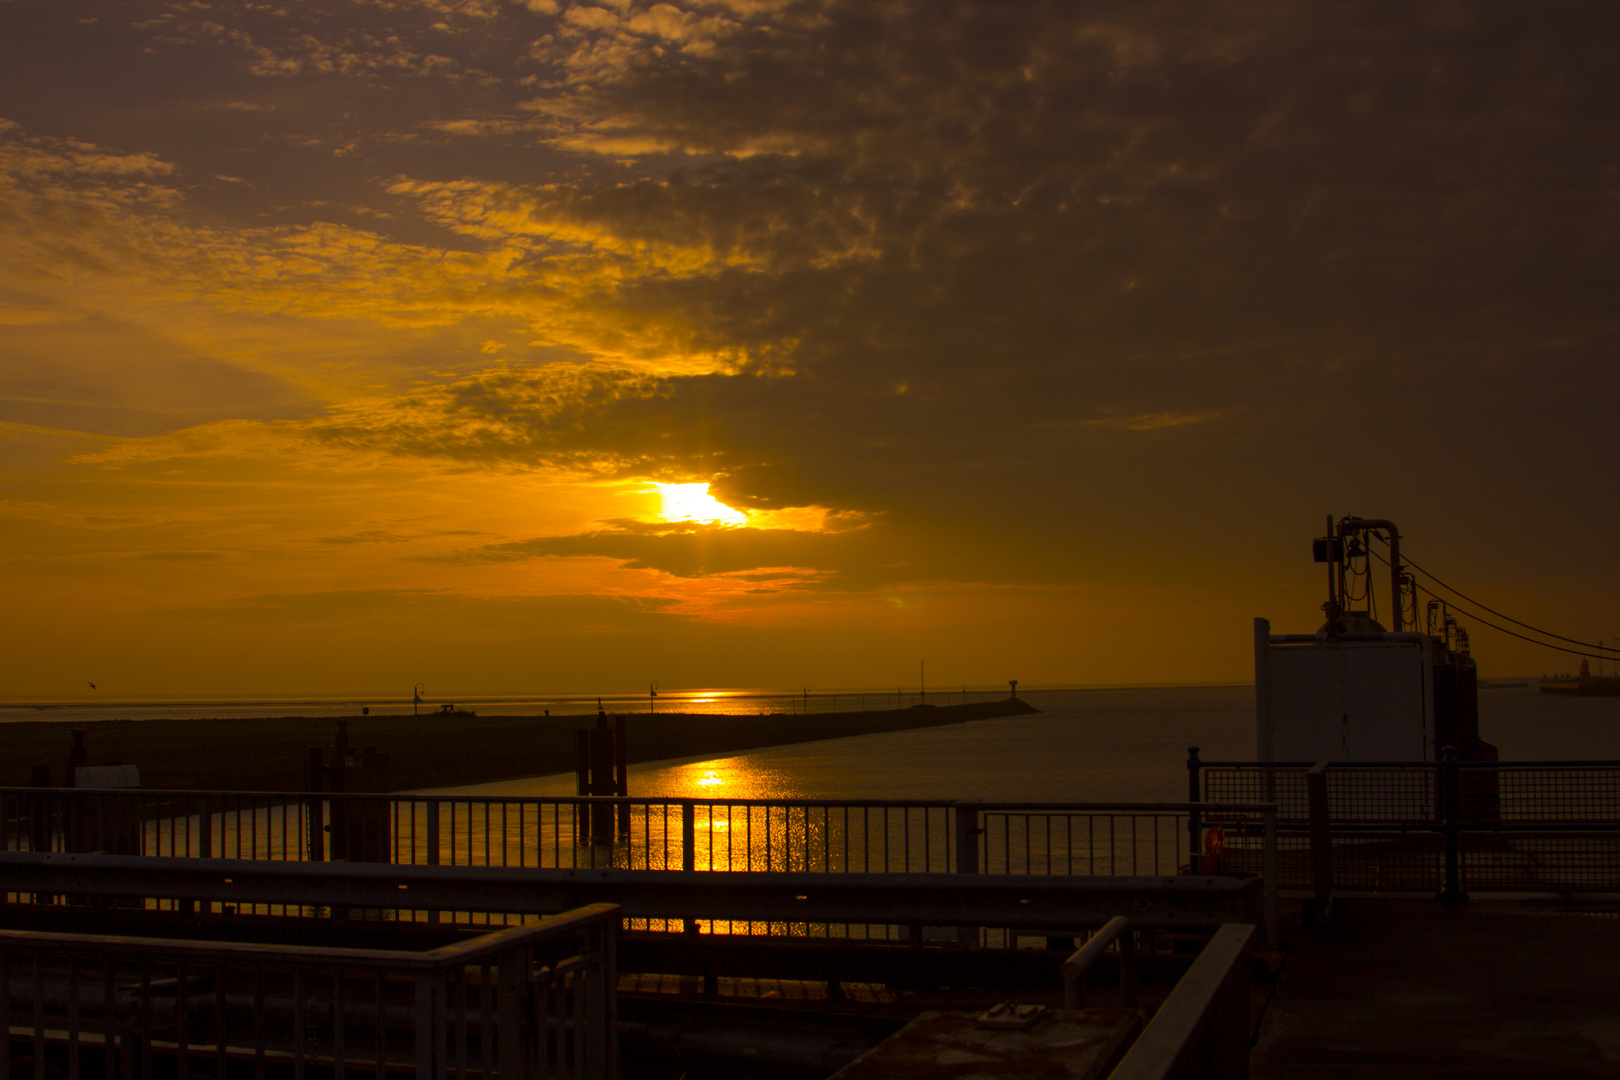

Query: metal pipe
[1061,915,1133,1010]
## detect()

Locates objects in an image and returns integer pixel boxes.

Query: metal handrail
[0,902,616,971]
[1107,923,1256,1080]
[0,902,621,1080]
[1062,915,1136,1010]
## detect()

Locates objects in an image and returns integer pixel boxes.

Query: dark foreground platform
[1253,899,1620,1079]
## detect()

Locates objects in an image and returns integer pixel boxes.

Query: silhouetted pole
[591,712,615,841]
[575,725,589,845]
[615,713,629,839]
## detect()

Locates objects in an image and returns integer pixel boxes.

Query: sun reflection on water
[661,757,797,800]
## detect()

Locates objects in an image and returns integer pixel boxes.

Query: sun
[654,482,748,526]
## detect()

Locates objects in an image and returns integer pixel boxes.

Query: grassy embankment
[0,698,1040,792]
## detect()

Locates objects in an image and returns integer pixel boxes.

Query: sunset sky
[2,1,1618,698]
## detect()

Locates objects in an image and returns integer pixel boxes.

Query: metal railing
[1,789,1278,946]
[1061,915,1137,1011]
[1,789,1269,878]
[0,902,620,1080]
[1191,749,1620,897]
[1107,923,1256,1080]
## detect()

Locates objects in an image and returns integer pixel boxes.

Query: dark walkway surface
[1253,899,1620,1079]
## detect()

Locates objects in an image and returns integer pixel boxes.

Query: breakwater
[0,697,1039,792]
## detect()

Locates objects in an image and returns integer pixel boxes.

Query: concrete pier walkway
[1252,899,1620,1079]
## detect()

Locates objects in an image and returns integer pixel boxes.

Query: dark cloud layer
[5,0,1620,666]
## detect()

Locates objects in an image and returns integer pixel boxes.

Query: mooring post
[1438,746,1467,904]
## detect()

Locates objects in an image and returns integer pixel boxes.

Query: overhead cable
[1402,553,1620,654]
[1408,581,1620,663]
[1363,543,1620,655]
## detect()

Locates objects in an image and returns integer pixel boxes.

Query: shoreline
[0,697,1041,792]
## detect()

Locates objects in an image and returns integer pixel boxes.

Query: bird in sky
[87,682,97,690]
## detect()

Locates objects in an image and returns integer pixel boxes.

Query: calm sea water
[9,683,1616,803]
[431,682,1620,804]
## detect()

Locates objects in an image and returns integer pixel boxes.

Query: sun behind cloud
[655,482,748,526]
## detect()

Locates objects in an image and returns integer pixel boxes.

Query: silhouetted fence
[0,791,1268,878]
[1191,750,1620,897]
[0,789,1277,943]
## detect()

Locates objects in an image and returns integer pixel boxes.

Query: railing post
[306,748,325,862]
[415,974,441,1080]
[425,800,440,865]
[681,801,696,873]
[954,801,980,947]
[1119,927,1138,1009]
[1186,747,1203,872]
[497,946,523,1080]
[197,795,212,860]
[681,802,700,942]
[425,800,441,924]
[1262,805,1279,951]
[1307,762,1332,923]
[602,916,621,1079]
[1438,746,1467,904]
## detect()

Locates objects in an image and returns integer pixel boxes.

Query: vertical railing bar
[478,962,492,1080]
[104,963,118,1080]
[175,958,189,1080]
[138,959,152,1080]
[374,973,386,1080]
[453,967,466,1080]
[253,964,266,1080]
[28,954,42,1080]
[214,965,228,1080]
[293,968,305,1080]
[66,953,80,1080]
[333,969,346,1080]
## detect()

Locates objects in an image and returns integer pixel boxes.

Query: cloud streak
[2,0,1619,690]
